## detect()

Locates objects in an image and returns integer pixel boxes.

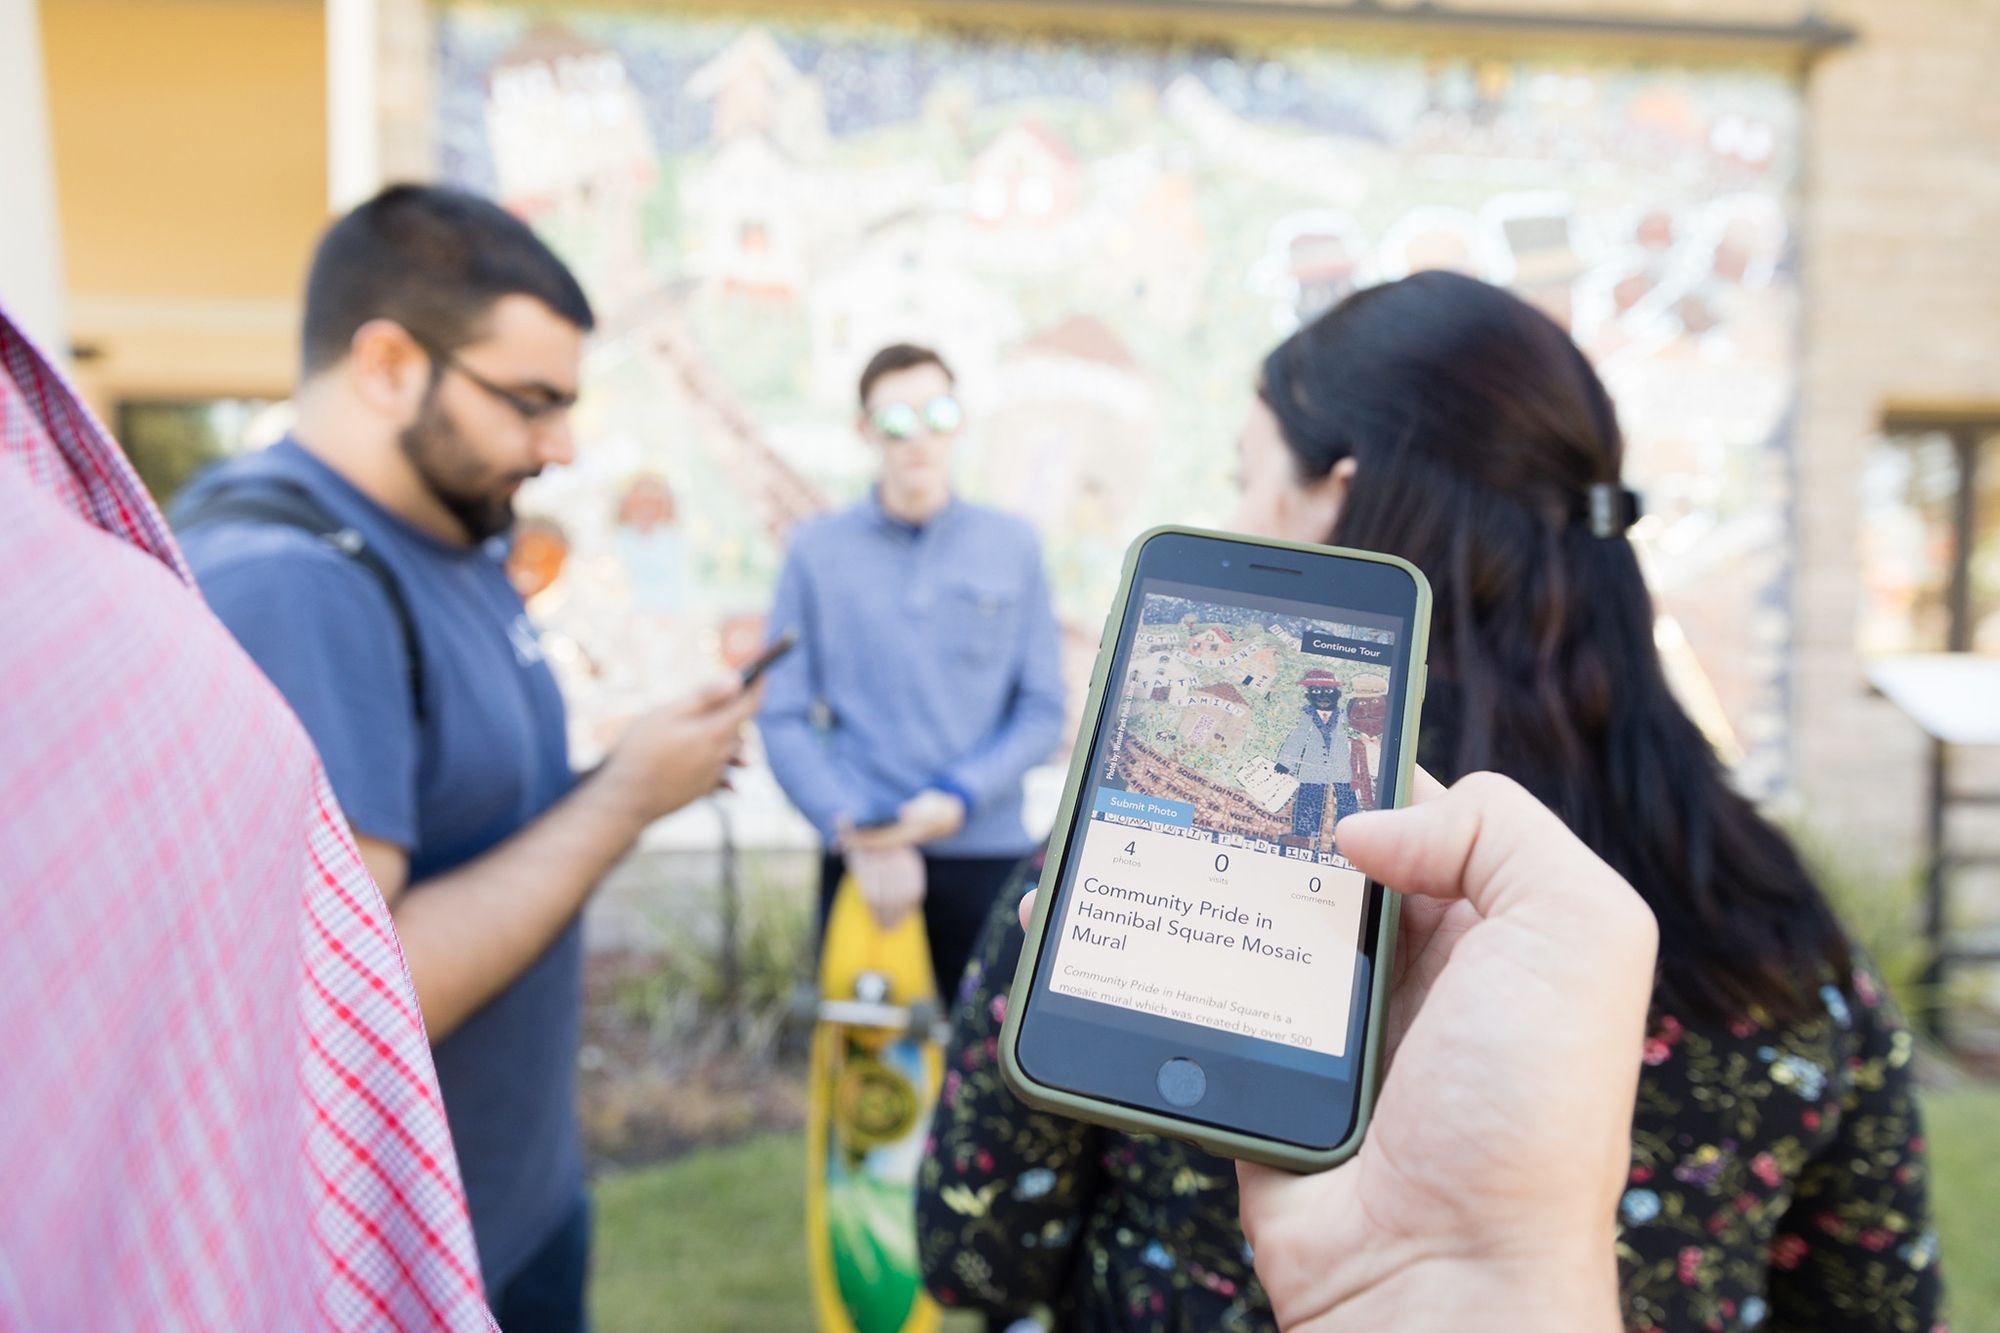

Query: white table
[1867,654,2000,1040]
[1866,655,2000,746]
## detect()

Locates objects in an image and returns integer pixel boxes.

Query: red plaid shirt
[0,307,492,1329]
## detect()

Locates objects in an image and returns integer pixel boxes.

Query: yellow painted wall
[41,0,326,408]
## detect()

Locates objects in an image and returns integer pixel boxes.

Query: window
[115,398,285,507]
[1859,415,2000,657]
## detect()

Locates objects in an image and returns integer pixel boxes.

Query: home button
[1156,1057,1207,1108]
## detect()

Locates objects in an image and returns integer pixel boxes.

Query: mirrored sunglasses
[871,395,963,442]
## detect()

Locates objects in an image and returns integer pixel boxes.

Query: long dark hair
[1262,270,1850,1024]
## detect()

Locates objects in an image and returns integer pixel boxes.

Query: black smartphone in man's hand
[740,629,799,688]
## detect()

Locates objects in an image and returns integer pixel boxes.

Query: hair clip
[1587,483,1642,539]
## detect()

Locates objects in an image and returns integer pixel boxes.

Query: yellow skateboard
[805,877,945,1333]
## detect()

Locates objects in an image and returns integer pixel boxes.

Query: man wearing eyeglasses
[760,344,1067,998]
[176,185,759,1330]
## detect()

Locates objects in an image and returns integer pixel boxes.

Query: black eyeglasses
[433,349,579,423]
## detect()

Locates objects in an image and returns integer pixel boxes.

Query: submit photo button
[1156,1056,1207,1108]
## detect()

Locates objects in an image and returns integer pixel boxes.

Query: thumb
[1335,771,1631,927]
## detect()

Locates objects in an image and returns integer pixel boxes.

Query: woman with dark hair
[918,271,1942,1332]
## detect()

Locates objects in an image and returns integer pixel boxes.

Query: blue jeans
[492,1192,592,1333]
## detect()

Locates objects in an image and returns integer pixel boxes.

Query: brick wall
[1791,2,2000,863]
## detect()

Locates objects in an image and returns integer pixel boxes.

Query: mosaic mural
[437,7,1805,797]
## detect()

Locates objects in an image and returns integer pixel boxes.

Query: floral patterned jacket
[916,867,1946,1333]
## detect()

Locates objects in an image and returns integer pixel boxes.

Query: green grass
[591,1134,810,1332]
[594,1091,2000,1332]
[1927,1086,2000,1333]
[589,1134,985,1333]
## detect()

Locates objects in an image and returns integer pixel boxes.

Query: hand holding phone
[604,674,763,822]
[1238,770,1654,1326]
[1001,526,1432,1171]
[1009,770,1656,1318]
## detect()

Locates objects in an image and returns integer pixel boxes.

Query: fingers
[725,676,767,721]
[680,675,763,732]
[1336,772,1586,914]
[688,674,743,709]
[1235,1157,1358,1285]
[885,790,965,846]
[868,899,916,931]
[1336,772,1657,975]
[1018,889,1037,932]
[843,825,901,853]
[838,819,901,854]
[1235,1160,1289,1235]
[852,844,926,930]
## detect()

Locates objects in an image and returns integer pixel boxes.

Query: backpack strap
[174,482,427,723]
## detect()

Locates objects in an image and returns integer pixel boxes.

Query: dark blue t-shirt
[180,439,580,1291]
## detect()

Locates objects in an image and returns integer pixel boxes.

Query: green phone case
[999,524,1433,1173]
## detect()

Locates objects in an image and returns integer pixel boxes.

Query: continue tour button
[1094,788,1196,828]
[1301,631,1392,664]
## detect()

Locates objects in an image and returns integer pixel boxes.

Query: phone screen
[1016,535,1422,1149]
[1048,580,1401,1056]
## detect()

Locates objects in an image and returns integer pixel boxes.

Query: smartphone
[1001,526,1430,1171]
[739,628,799,688]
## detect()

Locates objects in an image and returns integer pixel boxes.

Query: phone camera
[1221,558,1232,568]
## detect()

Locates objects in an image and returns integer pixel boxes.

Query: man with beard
[177,185,759,1330]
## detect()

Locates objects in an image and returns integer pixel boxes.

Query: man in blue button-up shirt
[760,344,1067,996]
